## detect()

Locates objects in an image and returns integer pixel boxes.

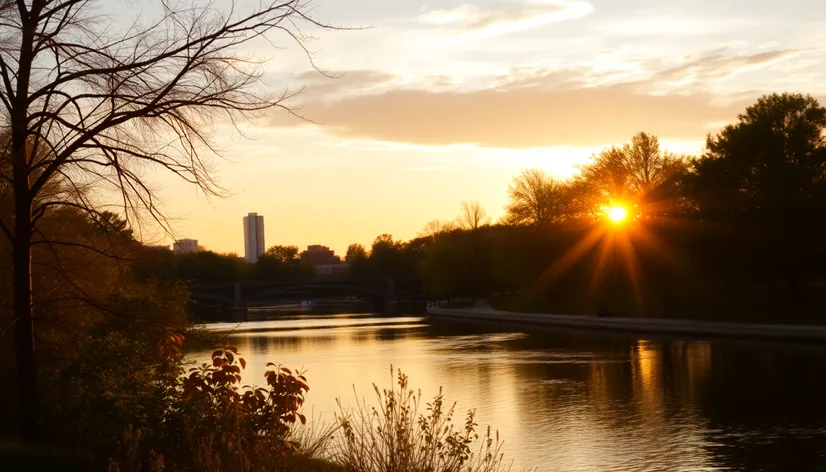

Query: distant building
[172,238,199,254]
[243,212,265,263]
[300,244,340,267]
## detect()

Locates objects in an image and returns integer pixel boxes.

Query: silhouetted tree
[690,93,826,222]
[250,245,311,281]
[0,0,339,437]
[418,219,456,240]
[573,132,688,218]
[177,251,246,284]
[457,201,489,231]
[345,243,370,276]
[686,93,826,301]
[264,245,300,264]
[370,234,405,277]
[504,168,569,225]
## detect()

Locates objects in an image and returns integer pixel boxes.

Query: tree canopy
[504,168,569,225]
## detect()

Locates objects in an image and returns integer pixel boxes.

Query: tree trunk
[12,188,38,440]
[11,4,39,441]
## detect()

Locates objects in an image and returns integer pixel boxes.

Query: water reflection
[192,313,826,472]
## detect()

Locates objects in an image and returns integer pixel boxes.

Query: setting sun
[607,206,628,224]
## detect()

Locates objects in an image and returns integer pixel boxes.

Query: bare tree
[417,219,456,239]
[504,168,568,226]
[457,201,489,231]
[0,0,340,438]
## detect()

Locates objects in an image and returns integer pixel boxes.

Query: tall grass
[331,367,519,472]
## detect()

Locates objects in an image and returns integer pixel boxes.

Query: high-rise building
[243,212,265,263]
[172,238,199,254]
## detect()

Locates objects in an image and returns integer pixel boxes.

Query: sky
[141,0,826,256]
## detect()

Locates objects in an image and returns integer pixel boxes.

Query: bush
[48,331,329,472]
[332,367,517,472]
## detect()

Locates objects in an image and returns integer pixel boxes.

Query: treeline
[161,234,431,284]
[419,93,826,322]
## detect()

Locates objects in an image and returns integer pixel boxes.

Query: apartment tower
[243,212,265,263]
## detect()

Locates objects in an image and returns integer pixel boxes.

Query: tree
[345,243,368,263]
[504,168,568,226]
[264,245,300,265]
[456,201,489,231]
[417,219,456,240]
[345,243,369,276]
[252,245,310,281]
[177,251,246,284]
[686,93,826,301]
[366,234,419,278]
[690,93,826,222]
[0,0,338,438]
[574,132,688,218]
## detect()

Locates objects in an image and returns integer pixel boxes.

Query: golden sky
[140,0,826,256]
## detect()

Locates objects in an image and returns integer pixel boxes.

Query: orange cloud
[269,75,746,149]
[269,50,809,149]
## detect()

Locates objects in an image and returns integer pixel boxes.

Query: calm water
[196,313,826,471]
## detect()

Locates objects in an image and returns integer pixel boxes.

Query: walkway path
[427,303,826,342]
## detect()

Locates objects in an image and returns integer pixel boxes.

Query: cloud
[419,1,593,38]
[653,50,800,84]
[286,70,397,98]
[270,76,746,149]
[270,49,811,150]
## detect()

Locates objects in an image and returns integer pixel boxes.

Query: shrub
[171,345,312,471]
[332,367,516,472]
[51,332,327,472]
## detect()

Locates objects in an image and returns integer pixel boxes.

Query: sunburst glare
[606,205,628,224]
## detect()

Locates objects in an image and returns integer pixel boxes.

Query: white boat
[300,300,316,309]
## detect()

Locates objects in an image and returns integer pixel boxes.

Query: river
[196,312,826,472]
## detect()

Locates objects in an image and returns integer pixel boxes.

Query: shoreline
[427,305,826,342]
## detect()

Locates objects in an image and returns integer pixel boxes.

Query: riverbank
[427,303,826,342]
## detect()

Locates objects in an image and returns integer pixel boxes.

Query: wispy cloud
[653,50,801,84]
[419,1,593,39]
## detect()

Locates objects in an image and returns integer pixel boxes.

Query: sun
[606,205,628,224]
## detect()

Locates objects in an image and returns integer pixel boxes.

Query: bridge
[188,277,404,317]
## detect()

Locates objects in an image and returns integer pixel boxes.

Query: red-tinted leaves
[184,345,309,453]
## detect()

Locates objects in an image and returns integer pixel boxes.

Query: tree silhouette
[690,93,826,222]
[687,93,826,301]
[418,219,456,240]
[345,243,368,263]
[573,132,688,218]
[457,201,489,231]
[264,245,300,265]
[0,0,339,439]
[345,243,369,276]
[504,168,568,226]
